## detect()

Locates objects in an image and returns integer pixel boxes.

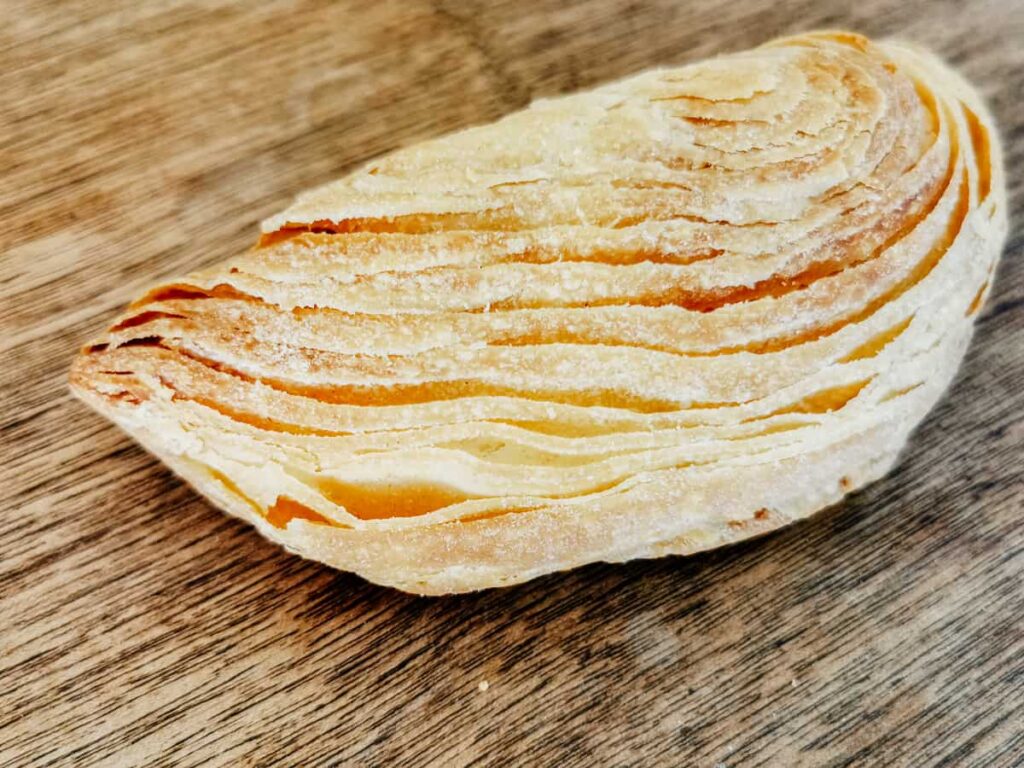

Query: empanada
[71,31,1006,594]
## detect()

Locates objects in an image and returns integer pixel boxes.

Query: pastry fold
[71,31,1006,594]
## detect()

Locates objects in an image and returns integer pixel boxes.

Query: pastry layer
[71,31,1006,594]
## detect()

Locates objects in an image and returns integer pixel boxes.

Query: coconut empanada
[71,31,1006,594]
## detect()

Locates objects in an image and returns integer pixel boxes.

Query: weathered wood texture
[2,1,1022,765]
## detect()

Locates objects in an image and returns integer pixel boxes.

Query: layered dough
[71,31,1006,594]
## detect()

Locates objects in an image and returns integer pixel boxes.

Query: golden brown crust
[70,31,1006,594]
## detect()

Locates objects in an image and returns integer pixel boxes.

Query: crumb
[791,678,799,688]
[478,680,489,692]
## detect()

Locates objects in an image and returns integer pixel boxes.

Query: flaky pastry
[71,32,1006,594]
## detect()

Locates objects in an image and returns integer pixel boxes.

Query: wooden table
[3,1,1022,765]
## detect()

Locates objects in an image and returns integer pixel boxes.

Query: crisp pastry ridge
[70,31,1006,594]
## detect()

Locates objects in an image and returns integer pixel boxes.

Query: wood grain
[2,1,1022,765]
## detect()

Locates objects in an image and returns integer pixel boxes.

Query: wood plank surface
[2,1,1022,765]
